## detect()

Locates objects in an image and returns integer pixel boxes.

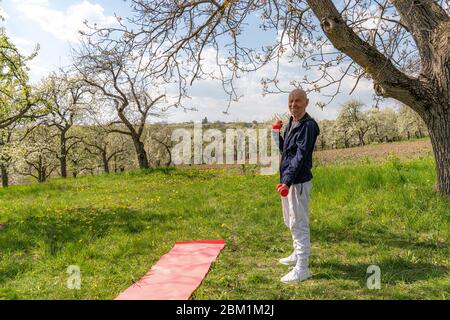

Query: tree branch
[306,0,431,114]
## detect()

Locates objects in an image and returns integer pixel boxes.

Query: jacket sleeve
[281,122,317,186]
[279,133,284,153]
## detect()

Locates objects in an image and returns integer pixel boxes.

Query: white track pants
[281,181,312,268]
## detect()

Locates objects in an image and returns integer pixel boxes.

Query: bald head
[289,89,308,100]
[288,89,309,121]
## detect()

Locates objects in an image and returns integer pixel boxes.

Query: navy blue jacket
[278,113,320,187]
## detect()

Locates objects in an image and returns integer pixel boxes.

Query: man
[272,89,320,284]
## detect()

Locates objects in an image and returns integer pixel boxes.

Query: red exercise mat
[115,240,226,300]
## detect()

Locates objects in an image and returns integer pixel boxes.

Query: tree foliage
[0,31,42,128]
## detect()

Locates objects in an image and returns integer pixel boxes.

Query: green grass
[0,157,448,300]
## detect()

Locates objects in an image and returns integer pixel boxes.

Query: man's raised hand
[272,120,283,132]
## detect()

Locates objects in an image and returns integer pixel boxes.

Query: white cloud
[13,0,117,43]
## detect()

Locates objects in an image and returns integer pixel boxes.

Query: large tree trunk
[113,154,118,173]
[116,107,150,169]
[164,148,172,167]
[358,132,365,146]
[425,106,450,197]
[39,167,46,183]
[60,155,67,178]
[60,134,68,178]
[1,165,8,188]
[102,152,110,173]
[132,138,150,169]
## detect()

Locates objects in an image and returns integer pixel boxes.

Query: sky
[1,0,395,123]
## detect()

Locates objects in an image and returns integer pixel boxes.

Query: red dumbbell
[272,120,283,132]
[276,183,289,197]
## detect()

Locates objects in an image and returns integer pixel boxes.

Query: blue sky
[1,0,393,123]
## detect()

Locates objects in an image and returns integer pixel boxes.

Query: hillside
[0,154,448,299]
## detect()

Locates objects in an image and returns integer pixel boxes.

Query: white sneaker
[280,268,312,284]
[278,253,297,266]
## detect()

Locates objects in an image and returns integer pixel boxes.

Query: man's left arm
[281,122,317,187]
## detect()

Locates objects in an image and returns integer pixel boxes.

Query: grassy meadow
[0,152,449,300]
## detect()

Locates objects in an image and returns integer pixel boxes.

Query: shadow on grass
[312,224,448,250]
[0,207,168,284]
[309,222,449,286]
[313,259,449,285]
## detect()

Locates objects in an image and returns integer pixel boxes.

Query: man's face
[289,91,309,120]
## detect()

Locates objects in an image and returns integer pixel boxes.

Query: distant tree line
[315,100,427,151]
